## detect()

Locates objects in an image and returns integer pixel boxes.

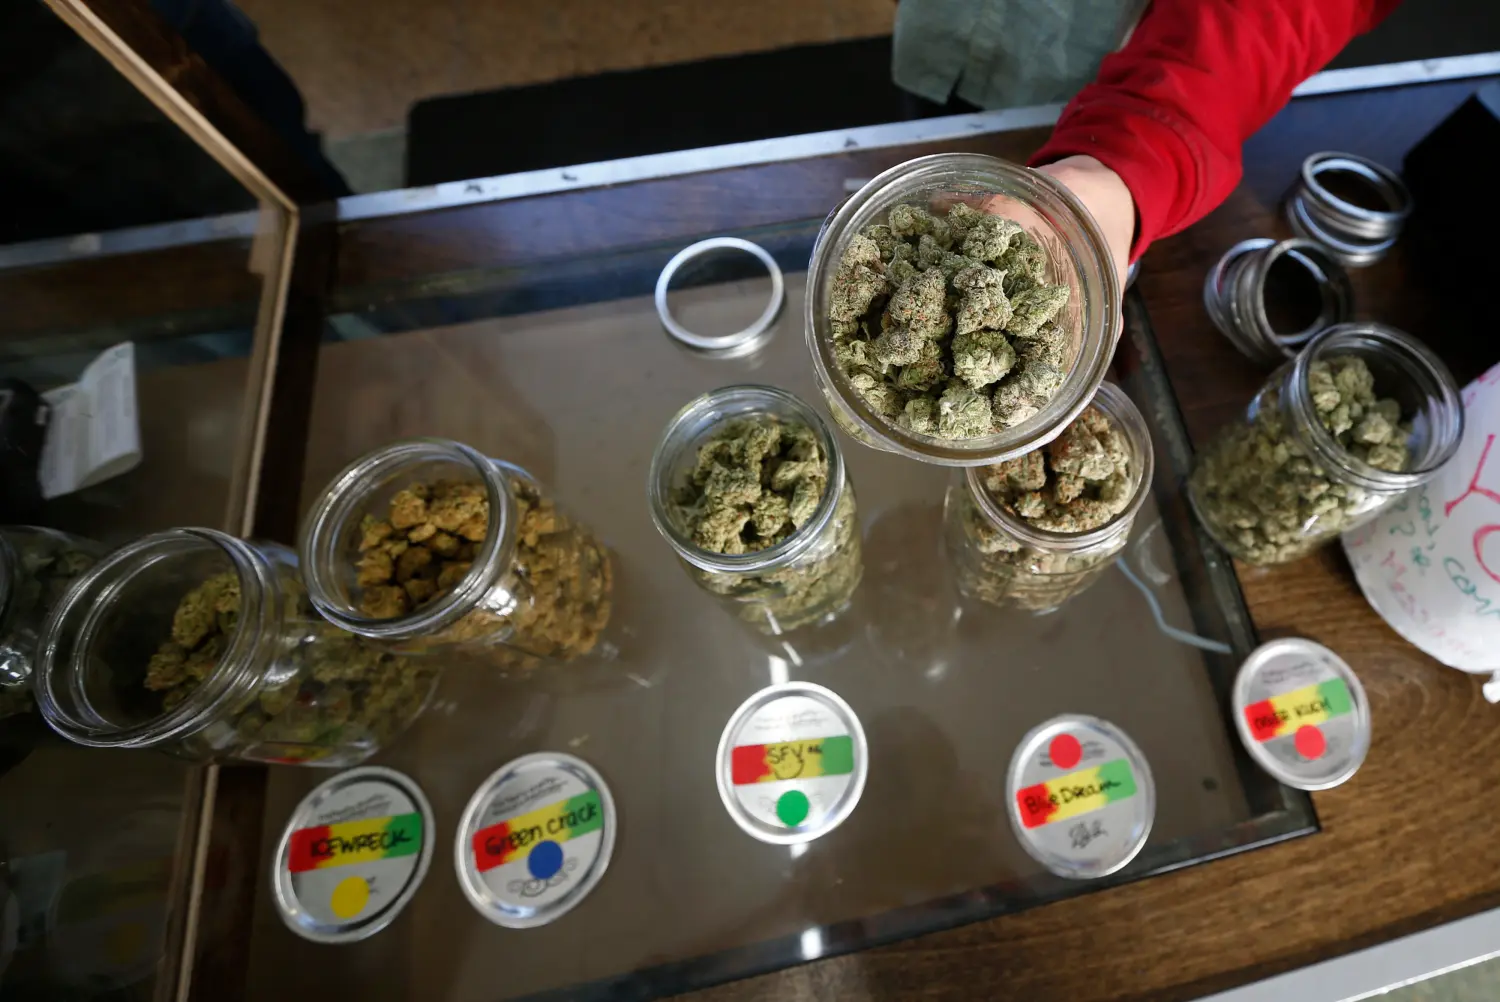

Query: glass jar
[33,529,436,766]
[805,152,1120,466]
[300,439,613,667]
[0,526,104,721]
[648,386,863,634]
[943,382,1153,612]
[1188,322,1464,566]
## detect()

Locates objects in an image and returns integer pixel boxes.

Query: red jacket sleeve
[1029,0,1402,261]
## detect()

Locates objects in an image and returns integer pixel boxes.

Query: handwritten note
[1344,361,1500,679]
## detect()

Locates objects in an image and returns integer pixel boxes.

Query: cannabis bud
[828,201,1072,441]
[1189,354,1414,565]
[671,414,861,633]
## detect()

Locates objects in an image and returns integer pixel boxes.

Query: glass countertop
[244,219,1314,1001]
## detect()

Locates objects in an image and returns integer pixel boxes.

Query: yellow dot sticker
[329,876,370,919]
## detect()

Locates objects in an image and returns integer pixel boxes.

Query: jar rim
[1285,322,1464,490]
[647,385,847,573]
[34,528,275,749]
[805,152,1120,467]
[964,382,1155,550]
[298,438,517,642]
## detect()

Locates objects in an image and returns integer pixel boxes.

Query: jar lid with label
[1232,638,1371,790]
[716,682,868,844]
[271,766,434,943]
[1006,714,1155,879]
[455,753,616,929]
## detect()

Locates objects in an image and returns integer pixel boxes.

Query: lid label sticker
[287,812,423,872]
[472,791,603,873]
[1243,678,1352,742]
[1016,759,1137,829]
[731,735,854,785]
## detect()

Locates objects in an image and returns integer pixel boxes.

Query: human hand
[1035,155,1135,291]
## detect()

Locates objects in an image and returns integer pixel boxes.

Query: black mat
[406,37,960,186]
[407,0,1500,187]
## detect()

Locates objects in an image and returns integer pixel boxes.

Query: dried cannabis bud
[984,406,1135,534]
[673,416,862,632]
[1188,354,1414,565]
[827,201,1073,441]
[947,404,1136,611]
[354,476,612,663]
[0,530,99,720]
[144,570,436,762]
[355,480,487,621]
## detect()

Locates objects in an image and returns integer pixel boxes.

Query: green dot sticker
[775,790,810,827]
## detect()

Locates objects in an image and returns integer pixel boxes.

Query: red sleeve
[1029,0,1403,261]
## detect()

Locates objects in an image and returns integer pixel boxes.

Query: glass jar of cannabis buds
[300,439,613,669]
[0,526,104,722]
[649,386,862,634]
[34,529,435,766]
[806,152,1120,466]
[1187,323,1463,566]
[943,382,1152,612]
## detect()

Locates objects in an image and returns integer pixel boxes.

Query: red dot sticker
[1049,734,1082,770]
[1294,725,1326,761]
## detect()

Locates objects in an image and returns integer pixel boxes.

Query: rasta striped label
[730,735,855,785]
[287,812,423,872]
[1243,678,1352,742]
[472,791,603,873]
[1016,759,1138,829]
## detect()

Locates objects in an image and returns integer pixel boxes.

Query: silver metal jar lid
[716,681,868,844]
[1232,638,1371,791]
[655,236,784,358]
[1006,714,1155,880]
[1203,237,1352,365]
[455,753,616,929]
[272,766,434,944]
[1284,152,1411,268]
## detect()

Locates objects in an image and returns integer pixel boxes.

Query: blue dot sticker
[527,840,564,880]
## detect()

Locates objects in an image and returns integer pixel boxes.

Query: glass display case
[239,217,1315,1001]
[0,2,301,998]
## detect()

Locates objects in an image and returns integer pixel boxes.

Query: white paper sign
[1343,361,1500,684]
[37,342,142,499]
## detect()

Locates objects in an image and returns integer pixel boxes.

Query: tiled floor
[237,0,895,139]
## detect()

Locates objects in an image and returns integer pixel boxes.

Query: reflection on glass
[1,9,299,1001]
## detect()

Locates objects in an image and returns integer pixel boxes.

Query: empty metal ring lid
[455,752,616,929]
[655,236,785,357]
[1232,637,1371,791]
[1246,238,1353,352]
[1204,238,1274,359]
[272,766,434,944]
[1301,152,1412,236]
[1006,714,1155,880]
[716,681,868,844]
[1287,193,1396,268]
[1282,152,1411,267]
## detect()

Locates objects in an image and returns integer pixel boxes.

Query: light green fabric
[893,0,1147,110]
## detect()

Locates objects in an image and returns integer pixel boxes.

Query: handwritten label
[1343,362,1500,670]
[471,791,603,872]
[731,735,855,785]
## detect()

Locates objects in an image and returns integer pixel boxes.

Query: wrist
[1036,155,1137,289]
